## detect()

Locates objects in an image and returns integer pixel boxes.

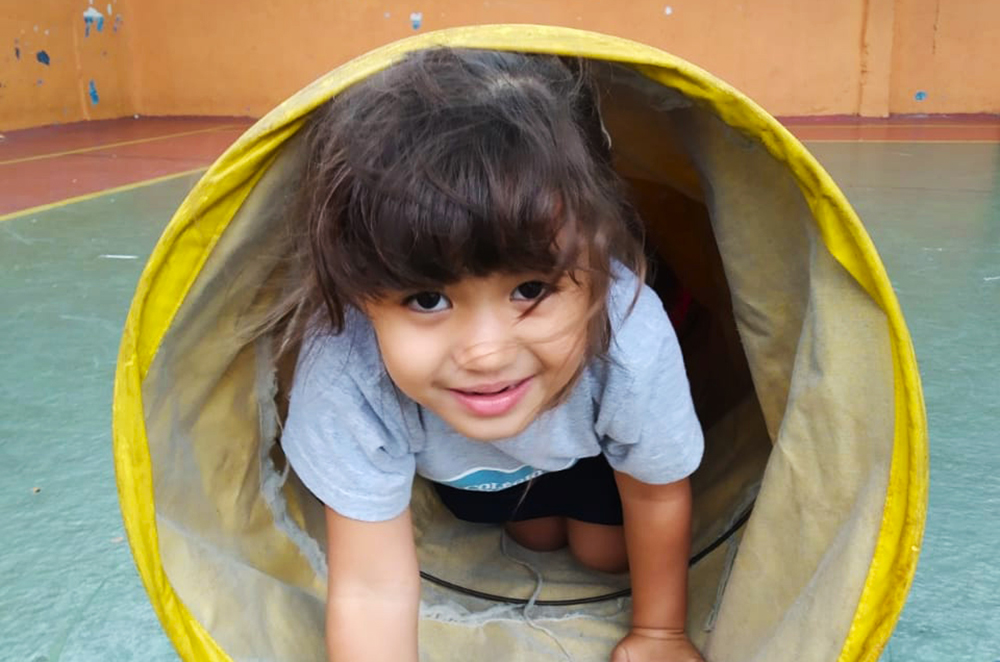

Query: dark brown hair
[273,48,645,366]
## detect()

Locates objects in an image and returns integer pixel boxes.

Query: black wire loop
[418,504,754,607]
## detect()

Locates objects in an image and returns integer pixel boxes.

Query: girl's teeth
[473,385,511,395]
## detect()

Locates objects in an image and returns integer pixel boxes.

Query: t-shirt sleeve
[595,275,704,484]
[280,331,416,522]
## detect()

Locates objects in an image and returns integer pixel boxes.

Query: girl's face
[364,271,591,440]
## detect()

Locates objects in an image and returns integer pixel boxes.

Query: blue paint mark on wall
[915,90,928,102]
[84,8,103,37]
[410,11,423,30]
[36,51,50,65]
[89,80,100,105]
[14,46,20,60]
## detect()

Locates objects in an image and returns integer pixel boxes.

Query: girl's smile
[364,272,590,440]
[449,376,535,417]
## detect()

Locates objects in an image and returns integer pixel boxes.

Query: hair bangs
[345,109,592,297]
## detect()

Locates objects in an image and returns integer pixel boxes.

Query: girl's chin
[440,409,536,442]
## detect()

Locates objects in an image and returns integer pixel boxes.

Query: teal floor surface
[1,141,997,661]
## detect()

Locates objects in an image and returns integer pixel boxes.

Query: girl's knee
[505,517,568,552]
[567,521,628,574]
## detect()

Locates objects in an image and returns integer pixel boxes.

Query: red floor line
[0,125,246,166]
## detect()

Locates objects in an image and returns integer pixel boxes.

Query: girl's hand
[610,628,706,662]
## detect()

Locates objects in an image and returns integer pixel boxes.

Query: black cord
[418,503,754,607]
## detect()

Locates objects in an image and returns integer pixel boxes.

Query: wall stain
[410,11,423,30]
[931,0,940,55]
[89,80,100,104]
[84,8,104,37]
[14,46,20,60]
[36,51,50,65]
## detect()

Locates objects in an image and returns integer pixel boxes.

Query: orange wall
[890,0,1000,114]
[126,0,873,119]
[2,0,998,130]
[1,1,136,129]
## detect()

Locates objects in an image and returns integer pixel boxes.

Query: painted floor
[0,118,998,661]
[0,118,252,218]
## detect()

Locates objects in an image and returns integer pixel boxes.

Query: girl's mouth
[450,377,533,417]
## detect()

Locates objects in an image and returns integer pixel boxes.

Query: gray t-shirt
[282,270,703,522]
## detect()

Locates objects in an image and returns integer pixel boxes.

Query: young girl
[279,48,706,662]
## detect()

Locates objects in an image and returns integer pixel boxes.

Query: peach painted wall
[125,0,878,118]
[890,0,1000,114]
[1,1,136,129]
[2,0,998,131]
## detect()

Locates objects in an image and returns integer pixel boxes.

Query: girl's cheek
[519,306,587,346]
[381,325,448,380]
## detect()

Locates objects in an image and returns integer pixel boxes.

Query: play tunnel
[112,25,927,662]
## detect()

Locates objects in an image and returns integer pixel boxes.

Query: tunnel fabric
[112,24,927,662]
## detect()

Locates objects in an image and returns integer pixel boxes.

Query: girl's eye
[511,281,550,302]
[404,291,451,312]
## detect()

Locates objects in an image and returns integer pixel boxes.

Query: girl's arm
[324,506,421,662]
[612,473,705,662]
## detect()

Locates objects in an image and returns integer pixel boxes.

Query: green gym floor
[1,118,998,661]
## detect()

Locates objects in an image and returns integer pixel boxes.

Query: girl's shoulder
[292,308,386,395]
[591,269,702,476]
[606,267,676,362]
[594,266,690,412]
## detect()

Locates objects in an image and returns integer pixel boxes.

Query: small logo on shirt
[440,465,545,491]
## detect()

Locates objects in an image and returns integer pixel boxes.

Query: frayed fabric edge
[256,336,330,580]
[419,599,621,626]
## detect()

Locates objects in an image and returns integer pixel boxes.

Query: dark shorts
[432,454,624,526]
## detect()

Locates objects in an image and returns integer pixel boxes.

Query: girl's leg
[505,516,568,551]
[566,519,628,573]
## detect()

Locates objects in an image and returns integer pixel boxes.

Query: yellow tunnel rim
[112,24,927,662]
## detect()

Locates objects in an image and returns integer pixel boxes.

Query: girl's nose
[454,312,517,373]
[456,340,518,373]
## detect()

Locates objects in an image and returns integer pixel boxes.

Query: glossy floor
[1,118,997,661]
